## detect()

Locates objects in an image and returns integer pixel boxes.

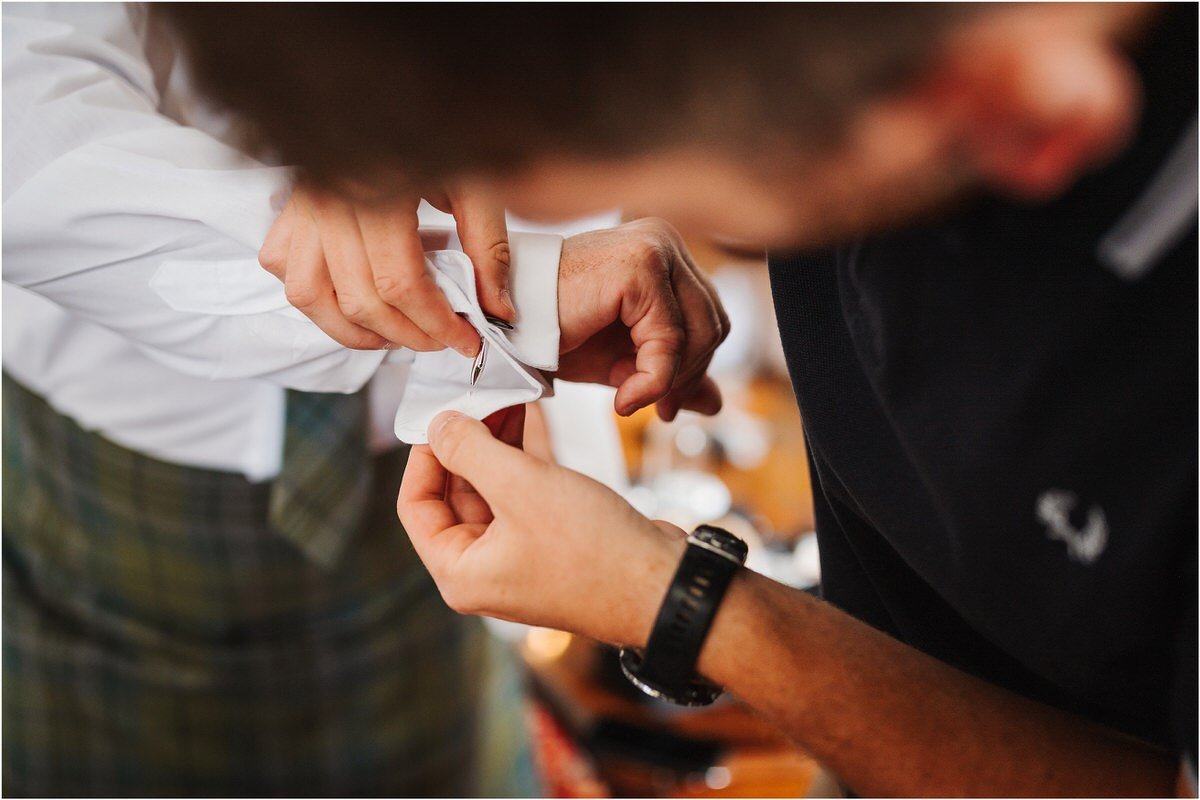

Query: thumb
[427,410,539,498]
[614,279,685,416]
[451,192,515,321]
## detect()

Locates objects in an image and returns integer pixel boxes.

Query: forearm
[689,569,1176,796]
[401,385,1182,795]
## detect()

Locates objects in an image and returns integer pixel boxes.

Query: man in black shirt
[168,4,1197,794]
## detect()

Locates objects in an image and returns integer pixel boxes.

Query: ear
[927,13,1141,201]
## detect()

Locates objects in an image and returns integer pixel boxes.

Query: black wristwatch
[619,524,748,706]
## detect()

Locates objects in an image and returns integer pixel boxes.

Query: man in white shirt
[2,4,727,795]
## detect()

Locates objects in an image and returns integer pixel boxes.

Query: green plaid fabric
[269,390,371,568]
[2,374,534,797]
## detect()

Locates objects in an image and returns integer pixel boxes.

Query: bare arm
[698,566,1177,797]
[399,411,1182,798]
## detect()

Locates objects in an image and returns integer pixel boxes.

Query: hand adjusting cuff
[619,525,747,706]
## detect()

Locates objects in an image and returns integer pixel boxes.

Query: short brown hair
[161,4,961,191]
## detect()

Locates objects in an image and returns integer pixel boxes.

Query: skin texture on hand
[258,184,514,356]
[556,218,729,420]
[398,409,684,646]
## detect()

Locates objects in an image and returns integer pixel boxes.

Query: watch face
[690,525,749,564]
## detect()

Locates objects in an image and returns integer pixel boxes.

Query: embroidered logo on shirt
[1036,490,1108,564]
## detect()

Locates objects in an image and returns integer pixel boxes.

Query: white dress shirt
[2,2,572,481]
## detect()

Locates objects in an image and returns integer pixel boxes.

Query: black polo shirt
[767,7,1197,772]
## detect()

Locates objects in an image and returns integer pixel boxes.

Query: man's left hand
[556,218,730,421]
[398,408,685,645]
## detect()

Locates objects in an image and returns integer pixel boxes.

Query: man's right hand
[556,218,730,421]
[259,184,514,356]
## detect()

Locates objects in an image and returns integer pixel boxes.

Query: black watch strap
[620,525,747,705]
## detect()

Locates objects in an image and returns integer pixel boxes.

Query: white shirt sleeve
[2,3,563,400]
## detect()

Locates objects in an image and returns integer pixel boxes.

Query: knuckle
[638,217,679,246]
[662,326,687,350]
[373,272,416,304]
[335,294,372,324]
[635,238,673,271]
[453,598,483,617]
[700,318,722,352]
[439,582,482,616]
[650,373,673,396]
[439,584,467,614]
[258,246,286,274]
[396,502,415,531]
[372,273,400,301]
[487,241,512,269]
[337,329,387,350]
[436,416,474,464]
[283,281,319,310]
[718,317,732,345]
[633,216,673,236]
[717,308,732,341]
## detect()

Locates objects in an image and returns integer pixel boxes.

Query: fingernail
[429,410,463,443]
[458,339,480,358]
[499,289,516,317]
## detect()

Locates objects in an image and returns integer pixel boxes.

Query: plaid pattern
[269,390,372,568]
[2,374,532,797]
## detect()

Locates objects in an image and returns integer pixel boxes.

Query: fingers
[444,406,526,525]
[418,229,453,251]
[426,410,546,500]
[284,198,390,350]
[310,194,444,352]
[451,192,515,322]
[399,445,454,524]
[655,254,728,421]
[269,185,514,356]
[658,375,723,421]
[483,405,527,449]
[258,196,296,279]
[398,444,488,575]
[682,246,732,345]
[446,473,494,526]
[627,236,729,421]
[603,223,728,418]
[355,200,481,356]
[614,279,686,416]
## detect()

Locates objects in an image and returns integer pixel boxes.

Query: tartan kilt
[2,374,532,797]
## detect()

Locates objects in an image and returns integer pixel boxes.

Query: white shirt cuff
[393,232,563,444]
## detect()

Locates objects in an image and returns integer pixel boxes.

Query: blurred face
[487,112,968,254]
[481,3,1146,254]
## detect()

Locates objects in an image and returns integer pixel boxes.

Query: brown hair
[161,4,962,191]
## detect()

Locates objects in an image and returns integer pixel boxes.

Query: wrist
[618,524,749,706]
[609,526,687,648]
